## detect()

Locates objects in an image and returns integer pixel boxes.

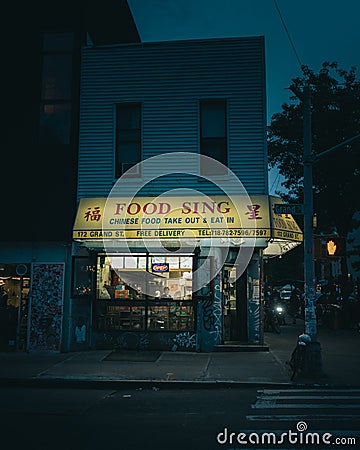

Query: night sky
[129,0,360,121]
[129,0,360,193]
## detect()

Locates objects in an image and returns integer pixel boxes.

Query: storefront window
[95,304,145,331]
[97,255,147,300]
[148,303,194,331]
[96,254,193,301]
[148,256,193,300]
[72,258,95,297]
[169,304,194,330]
[92,254,195,332]
[0,263,30,351]
[148,304,169,330]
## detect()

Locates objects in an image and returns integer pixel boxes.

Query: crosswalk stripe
[258,389,360,394]
[250,388,360,427]
[239,429,360,437]
[252,389,360,411]
[246,414,360,421]
[252,402,360,409]
[257,395,360,400]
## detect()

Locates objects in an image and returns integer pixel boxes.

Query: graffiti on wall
[202,297,215,331]
[248,303,260,342]
[29,263,65,351]
[172,332,196,351]
[248,276,261,342]
[99,332,150,349]
[93,331,196,351]
[212,282,223,343]
[198,274,223,351]
[196,247,224,350]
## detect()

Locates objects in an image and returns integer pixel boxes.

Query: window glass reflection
[92,254,195,332]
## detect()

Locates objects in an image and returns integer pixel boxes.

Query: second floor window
[39,32,74,145]
[116,103,142,178]
[200,100,227,175]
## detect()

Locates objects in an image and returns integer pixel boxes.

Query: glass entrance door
[223,265,247,342]
[223,265,236,341]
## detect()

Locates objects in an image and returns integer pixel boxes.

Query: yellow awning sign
[73,195,303,242]
[270,196,303,242]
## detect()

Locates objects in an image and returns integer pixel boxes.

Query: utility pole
[291,83,322,376]
[302,85,318,342]
[290,80,360,376]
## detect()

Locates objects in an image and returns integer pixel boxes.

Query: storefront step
[214,343,269,352]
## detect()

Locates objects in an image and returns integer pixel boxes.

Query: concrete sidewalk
[0,320,359,388]
[0,349,290,387]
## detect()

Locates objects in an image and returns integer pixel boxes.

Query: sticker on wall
[29,263,65,352]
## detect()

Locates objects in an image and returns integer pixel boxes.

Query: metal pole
[302,85,317,341]
[290,83,360,376]
[16,276,23,351]
[302,85,323,375]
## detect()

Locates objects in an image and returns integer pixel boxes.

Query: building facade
[0,0,140,352]
[70,36,303,352]
[1,2,302,353]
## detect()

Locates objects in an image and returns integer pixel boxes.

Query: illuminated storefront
[0,264,30,351]
[94,253,194,332]
[71,195,302,351]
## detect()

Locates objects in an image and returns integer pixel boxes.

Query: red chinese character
[245,204,262,220]
[84,207,101,222]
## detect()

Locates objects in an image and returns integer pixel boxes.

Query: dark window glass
[39,103,71,144]
[96,305,146,331]
[200,100,227,175]
[148,305,194,331]
[41,54,73,100]
[39,32,74,145]
[116,103,142,178]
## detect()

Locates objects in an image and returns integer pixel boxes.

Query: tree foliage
[268,62,360,236]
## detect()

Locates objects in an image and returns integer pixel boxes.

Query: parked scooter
[263,302,281,333]
[288,333,311,380]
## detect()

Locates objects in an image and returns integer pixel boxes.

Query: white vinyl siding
[77,36,268,198]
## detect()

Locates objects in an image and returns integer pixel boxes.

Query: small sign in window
[152,263,169,273]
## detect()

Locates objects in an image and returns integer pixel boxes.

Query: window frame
[115,102,142,179]
[92,253,196,332]
[199,99,228,175]
[39,31,75,145]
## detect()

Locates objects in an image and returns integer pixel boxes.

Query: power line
[273,0,303,69]
[270,169,280,194]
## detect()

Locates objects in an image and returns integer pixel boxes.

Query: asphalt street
[1,386,359,450]
[0,317,359,450]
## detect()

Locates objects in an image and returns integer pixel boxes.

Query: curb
[0,377,294,389]
[1,377,359,390]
